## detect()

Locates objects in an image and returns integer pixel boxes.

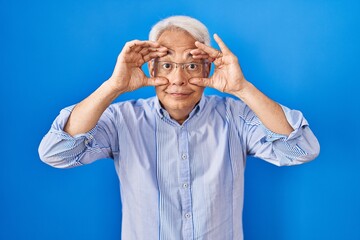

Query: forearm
[234,80,294,135]
[64,79,123,136]
[39,104,116,168]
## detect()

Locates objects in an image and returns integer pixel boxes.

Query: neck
[167,108,192,125]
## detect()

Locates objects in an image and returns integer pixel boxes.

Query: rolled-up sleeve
[237,102,320,166]
[38,105,119,168]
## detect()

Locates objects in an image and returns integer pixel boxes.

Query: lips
[165,90,194,99]
[167,92,192,95]
[165,89,194,95]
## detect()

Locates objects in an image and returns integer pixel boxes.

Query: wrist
[232,79,253,100]
[105,77,127,96]
[100,79,126,102]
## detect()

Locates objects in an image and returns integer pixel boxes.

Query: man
[39,16,320,239]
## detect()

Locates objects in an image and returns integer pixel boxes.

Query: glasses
[153,59,208,77]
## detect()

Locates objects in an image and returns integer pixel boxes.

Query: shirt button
[185,213,191,219]
[181,154,187,160]
[182,183,189,189]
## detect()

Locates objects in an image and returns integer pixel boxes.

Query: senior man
[39,15,320,239]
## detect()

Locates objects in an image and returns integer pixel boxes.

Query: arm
[190,34,292,135]
[39,40,168,168]
[65,40,168,136]
[236,101,320,166]
[190,34,319,165]
[234,81,293,135]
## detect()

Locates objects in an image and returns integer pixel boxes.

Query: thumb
[189,77,212,87]
[146,77,169,87]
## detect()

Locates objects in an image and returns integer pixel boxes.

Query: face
[149,30,209,120]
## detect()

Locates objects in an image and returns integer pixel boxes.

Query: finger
[213,34,231,54]
[146,77,169,86]
[138,48,155,56]
[139,46,168,55]
[131,40,161,48]
[142,51,168,62]
[191,54,211,60]
[151,46,168,52]
[190,49,208,55]
[124,40,162,53]
[132,44,161,53]
[188,77,212,88]
[137,46,168,55]
[194,41,220,59]
[190,49,211,60]
[138,48,150,56]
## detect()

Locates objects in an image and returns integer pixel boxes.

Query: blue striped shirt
[39,95,320,240]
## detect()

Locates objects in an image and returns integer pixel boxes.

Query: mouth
[166,91,193,99]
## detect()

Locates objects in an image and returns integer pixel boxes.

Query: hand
[189,34,247,95]
[109,40,169,93]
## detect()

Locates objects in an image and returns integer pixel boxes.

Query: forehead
[157,30,197,60]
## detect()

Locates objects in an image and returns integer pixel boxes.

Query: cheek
[190,85,205,95]
[155,85,166,95]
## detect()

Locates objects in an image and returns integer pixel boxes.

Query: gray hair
[149,15,210,46]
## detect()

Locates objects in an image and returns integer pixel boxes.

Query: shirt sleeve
[233,100,320,166]
[38,105,119,168]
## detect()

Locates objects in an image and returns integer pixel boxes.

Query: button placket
[178,125,194,239]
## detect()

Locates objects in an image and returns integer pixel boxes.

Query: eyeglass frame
[152,58,210,78]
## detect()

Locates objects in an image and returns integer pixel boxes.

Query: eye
[161,62,173,70]
[186,63,199,71]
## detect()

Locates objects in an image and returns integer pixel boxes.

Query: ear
[204,62,211,78]
[148,61,155,77]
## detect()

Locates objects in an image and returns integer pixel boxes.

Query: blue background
[1,0,359,239]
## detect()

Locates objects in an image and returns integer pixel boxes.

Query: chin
[164,94,198,110]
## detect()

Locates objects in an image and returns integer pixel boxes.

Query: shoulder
[104,97,156,118]
[203,95,257,124]
[109,97,155,109]
[203,94,246,111]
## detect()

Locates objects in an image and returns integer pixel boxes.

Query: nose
[168,67,188,86]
